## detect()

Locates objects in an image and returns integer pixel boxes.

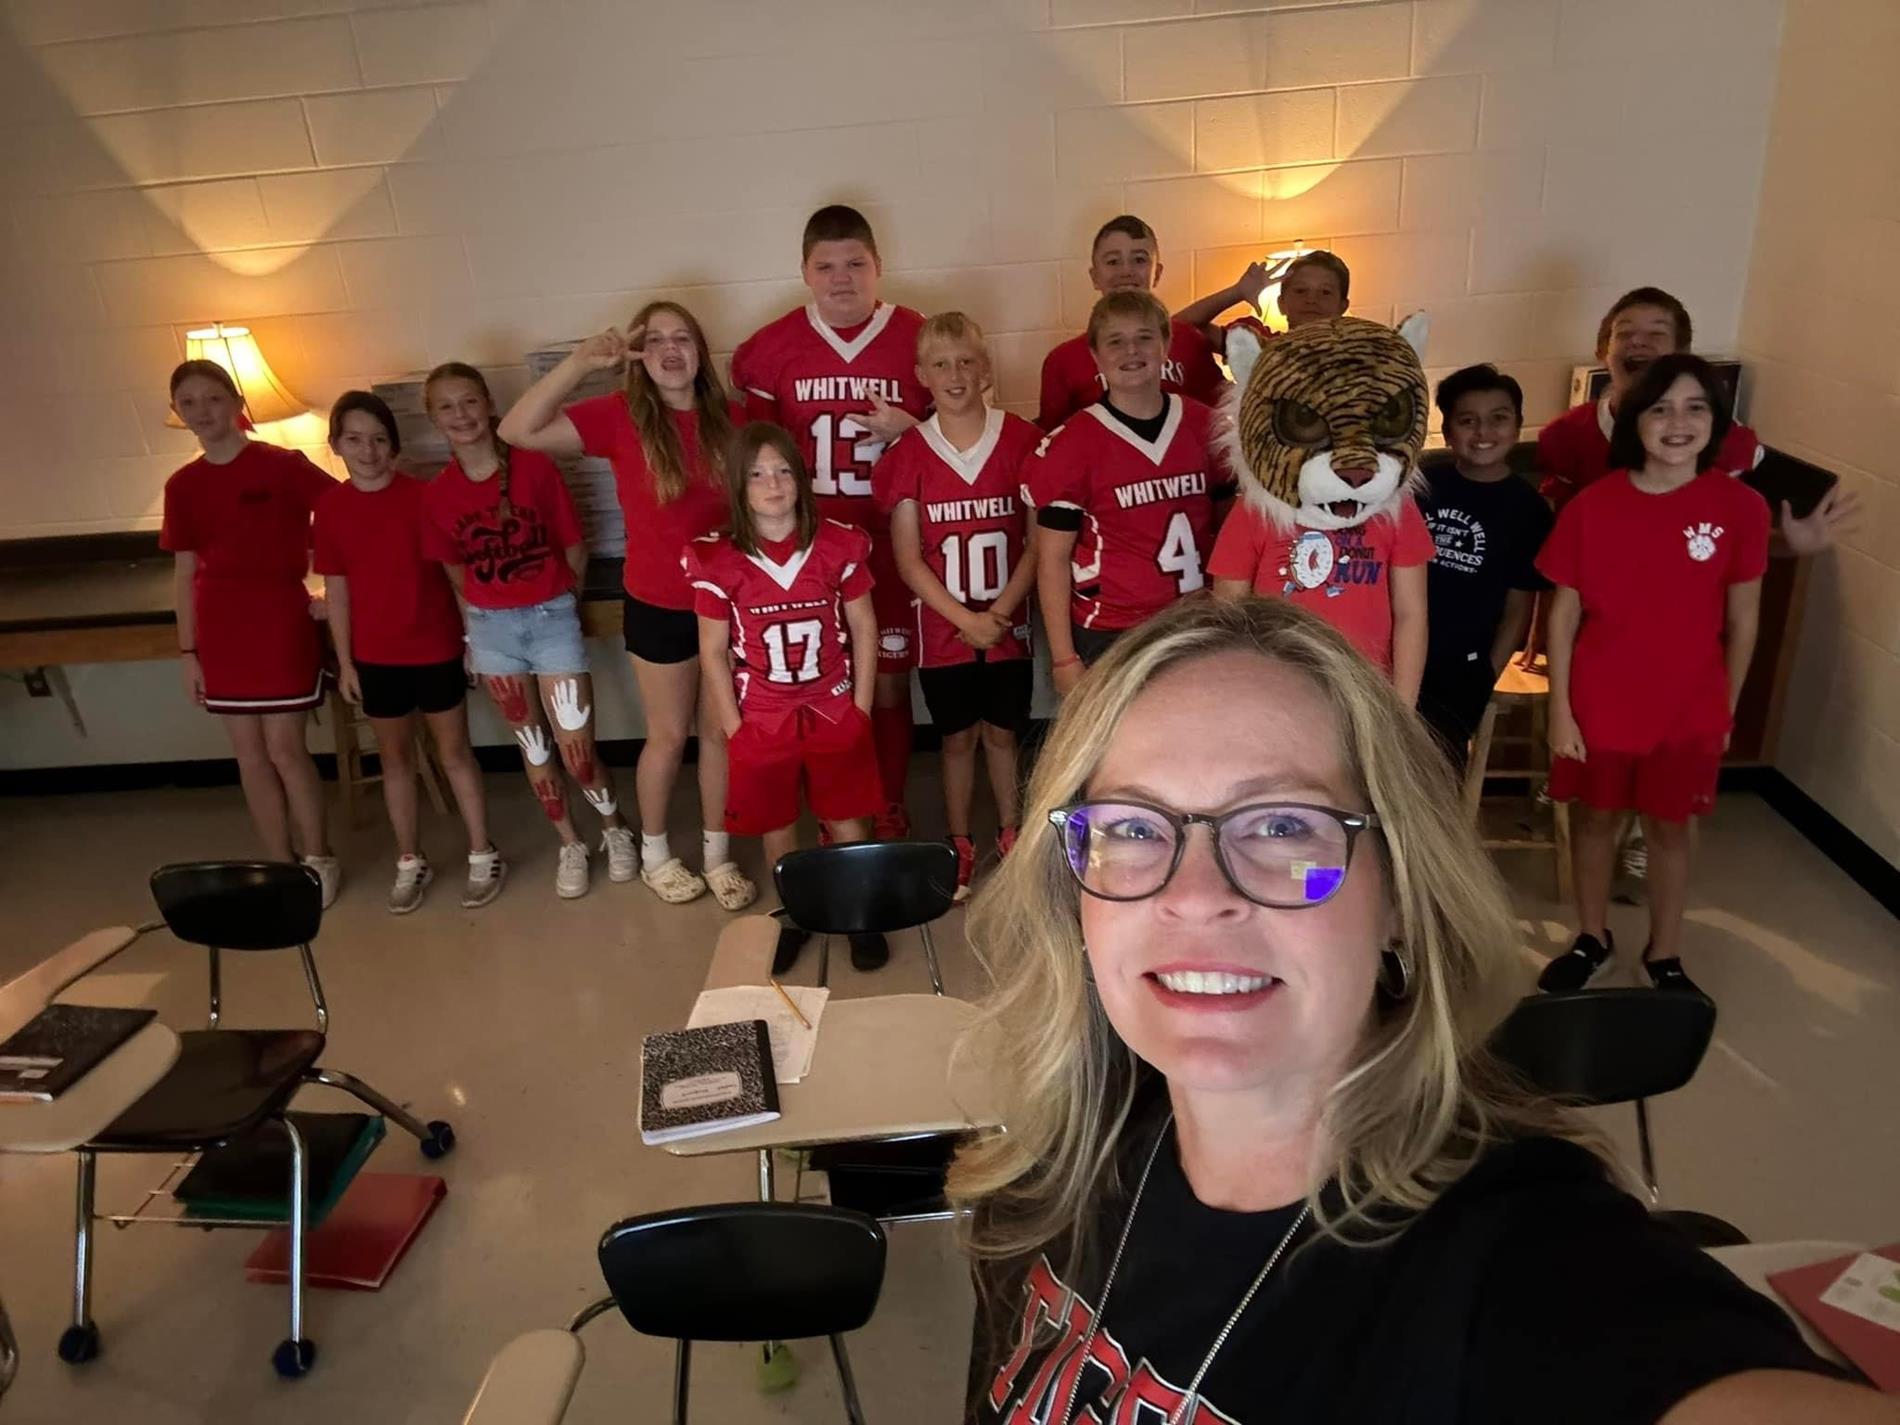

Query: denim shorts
[463,592,589,677]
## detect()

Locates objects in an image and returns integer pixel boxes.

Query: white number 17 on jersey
[762,618,825,683]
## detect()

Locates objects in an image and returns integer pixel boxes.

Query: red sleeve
[1391,499,1435,566]
[729,332,779,423]
[565,393,626,459]
[311,497,346,576]
[839,526,875,601]
[872,436,920,515]
[159,469,196,552]
[533,455,585,548]
[1206,502,1270,582]
[1536,420,1578,507]
[1535,497,1584,589]
[1036,347,1072,432]
[1176,324,1230,407]
[294,451,337,511]
[1026,425,1086,511]
[1717,423,1763,475]
[1726,485,1772,585]
[683,542,730,619]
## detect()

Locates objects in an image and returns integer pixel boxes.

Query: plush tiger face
[1219,315,1429,533]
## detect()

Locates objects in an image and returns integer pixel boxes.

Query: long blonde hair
[623,300,735,504]
[948,596,1589,1276]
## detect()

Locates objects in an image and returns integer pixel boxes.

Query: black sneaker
[772,924,811,976]
[848,932,889,971]
[1642,953,1701,994]
[1537,931,1614,993]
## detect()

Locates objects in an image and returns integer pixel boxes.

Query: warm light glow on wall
[1256,245,1314,333]
[165,323,307,427]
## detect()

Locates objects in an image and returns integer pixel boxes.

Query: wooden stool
[1463,663,1573,902]
[323,687,449,829]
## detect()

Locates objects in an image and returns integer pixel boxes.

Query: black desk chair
[774,841,957,995]
[1488,987,1746,1246]
[567,1203,887,1425]
[61,862,456,1379]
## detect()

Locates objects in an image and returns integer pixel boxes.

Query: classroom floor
[0,770,1894,1424]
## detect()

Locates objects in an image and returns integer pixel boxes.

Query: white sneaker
[601,826,639,884]
[301,854,342,910]
[387,854,432,915]
[555,841,591,899]
[1621,837,1649,880]
[641,855,707,904]
[704,861,758,912]
[462,848,506,909]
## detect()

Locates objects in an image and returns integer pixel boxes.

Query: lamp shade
[165,323,306,427]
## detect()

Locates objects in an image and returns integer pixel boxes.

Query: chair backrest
[150,862,322,951]
[597,1203,886,1343]
[1487,988,1716,1106]
[773,841,957,935]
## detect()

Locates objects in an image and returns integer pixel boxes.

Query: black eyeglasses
[1047,799,1381,909]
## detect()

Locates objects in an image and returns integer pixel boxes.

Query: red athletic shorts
[1549,736,1723,823]
[870,542,915,676]
[725,700,882,835]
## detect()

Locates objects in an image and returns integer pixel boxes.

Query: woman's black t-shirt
[972,1131,1831,1424]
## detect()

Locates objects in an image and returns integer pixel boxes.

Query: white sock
[641,832,672,871]
[703,830,731,868]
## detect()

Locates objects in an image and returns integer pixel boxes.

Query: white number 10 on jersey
[939,530,1010,603]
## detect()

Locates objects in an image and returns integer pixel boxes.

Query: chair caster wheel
[57,1323,100,1364]
[272,1337,317,1378]
[421,1120,455,1159]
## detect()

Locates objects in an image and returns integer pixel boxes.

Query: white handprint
[514,725,552,766]
[584,787,617,816]
[551,679,592,731]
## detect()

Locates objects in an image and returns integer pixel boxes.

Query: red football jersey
[1026,397,1229,631]
[873,410,1039,668]
[1035,319,1229,431]
[729,303,930,527]
[1537,397,1762,510]
[686,519,875,727]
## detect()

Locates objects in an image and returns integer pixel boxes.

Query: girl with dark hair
[161,359,341,903]
[684,423,887,975]
[1537,354,1771,995]
[314,391,501,913]
[420,361,634,901]
[499,303,755,912]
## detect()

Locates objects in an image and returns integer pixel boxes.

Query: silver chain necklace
[1057,1112,1313,1425]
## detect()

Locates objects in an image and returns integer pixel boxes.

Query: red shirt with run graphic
[422,448,584,610]
[566,393,735,610]
[872,410,1039,668]
[729,302,930,530]
[312,475,464,665]
[1036,320,1228,431]
[1207,499,1435,671]
[1537,470,1770,754]
[685,519,874,730]
[1537,397,1762,511]
[1026,396,1228,631]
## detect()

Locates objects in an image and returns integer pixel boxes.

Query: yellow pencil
[769,977,812,1031]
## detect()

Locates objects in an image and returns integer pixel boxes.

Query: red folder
[245,1172,446,1291]
[1768,1244,1900,1393]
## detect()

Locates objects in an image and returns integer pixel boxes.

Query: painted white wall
[1739,0,1900,868]
[0,0,1786,766]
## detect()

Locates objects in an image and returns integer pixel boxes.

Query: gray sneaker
[462,847,506,909]
[555,841,591,900]
[387,855,433,915]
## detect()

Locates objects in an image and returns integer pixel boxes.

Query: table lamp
[165,323,306,428]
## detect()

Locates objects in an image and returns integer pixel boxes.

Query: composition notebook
[639,1018,780,1146]
[0,1004,156,1102]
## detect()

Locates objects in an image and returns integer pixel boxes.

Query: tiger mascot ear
[1397,310,1430,364]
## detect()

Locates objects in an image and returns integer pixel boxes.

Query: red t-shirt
[686,519,875,729]
[1208,499,1435,671]
[160,440,336,583]
[1035,319,1229,431]
[872,410,1039,668]
[1537,470,1770,753]
[729,302,930,530]
[1026,397,1229,631]
[421,448,584,610]
[312,475,464,666]
[1537,397,1762,511]
[566,393,734,610]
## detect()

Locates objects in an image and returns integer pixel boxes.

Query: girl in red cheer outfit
[499,301,756,913]
[314,391,503,914]
[161,359,341,904]
[420,361,634,902]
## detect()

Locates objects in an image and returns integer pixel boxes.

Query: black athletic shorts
[1418,656,1497,772]
[1071,622,1126,667]
[917,657,1033,737]
[623,594,700,665]
[355,658,467,720]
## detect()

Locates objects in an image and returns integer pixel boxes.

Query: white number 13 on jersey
[762,619,825,683]
[1156,511,1204,593]
[810,413,882,497]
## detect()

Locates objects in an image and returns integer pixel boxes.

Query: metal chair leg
[829,1334,867,1425]
[818,934,831,989]
[566,1296,617,1333]
[72,1151,96,1331]
[207,946,222,1029]
[284,1116,309,1348]
[303,1067,432,1143]
[672,1338,692,1425]
[1635,1097,1660,1204]
[297,942,329,1034]
[918,922,945,997]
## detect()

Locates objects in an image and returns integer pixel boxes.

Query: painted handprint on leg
[584,787,617,816]
[515,725,552,766]
[551,679,591,732]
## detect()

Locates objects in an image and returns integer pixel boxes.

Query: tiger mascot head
[1219,314,1431,533]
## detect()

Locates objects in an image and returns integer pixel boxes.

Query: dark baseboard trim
[1747,768,1900,919]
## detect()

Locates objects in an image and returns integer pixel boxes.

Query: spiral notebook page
[687,985,829,1083]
